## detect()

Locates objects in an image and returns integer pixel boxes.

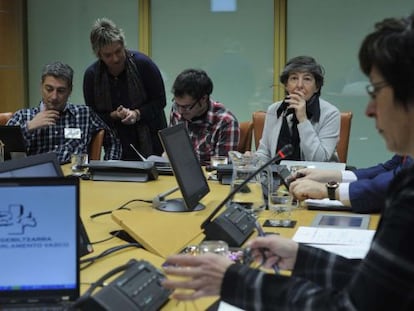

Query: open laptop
[0,125,27,160]
[0,177,80,309]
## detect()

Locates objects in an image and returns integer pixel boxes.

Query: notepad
[292,226,375,259]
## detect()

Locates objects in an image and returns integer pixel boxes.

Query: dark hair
[359,13,414,106]
[172,69,213,100]
[279,56,325,95]
[41,61,73,88]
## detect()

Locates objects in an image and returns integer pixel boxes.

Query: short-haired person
[257,56,340,162]
[290,154,413,213]
[7,61,121,164]
[83,18,167,160]
[162,14,414,310]
[169,69,239,165]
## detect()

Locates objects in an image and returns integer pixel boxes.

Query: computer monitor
[0,125,27,160]
[157,123,210,212]
[0,153,62,177]
[0,153,93,257]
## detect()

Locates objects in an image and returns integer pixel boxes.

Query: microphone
[201,144,293,246]
[130,144,146,161]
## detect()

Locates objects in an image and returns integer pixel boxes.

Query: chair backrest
[337,111,353,163]
[89,129,105,160]
[237,121,253,153]
[0,112,13,125]
[252,111,266,150]
[251,110,353,163]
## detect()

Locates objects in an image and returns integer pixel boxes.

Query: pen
[254,221,280,274]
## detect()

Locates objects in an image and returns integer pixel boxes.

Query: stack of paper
[292,226,375,259]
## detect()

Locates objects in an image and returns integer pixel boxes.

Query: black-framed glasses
[366,81,389,99]
[173,98,199,112]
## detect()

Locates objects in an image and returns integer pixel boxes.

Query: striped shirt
[7,103,121,164]
[221,165,414,310]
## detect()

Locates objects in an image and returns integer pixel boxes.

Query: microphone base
[203,204,256,247]
[155,198,205,212]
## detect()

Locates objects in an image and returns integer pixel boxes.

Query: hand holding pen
[246,224,299,273]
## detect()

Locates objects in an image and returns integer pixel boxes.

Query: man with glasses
[169,69,239,165]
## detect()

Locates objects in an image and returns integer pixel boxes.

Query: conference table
[74,166,380,310]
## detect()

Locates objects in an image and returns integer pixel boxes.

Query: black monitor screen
[158,123,210,212]
[0,153,63,177]
[0,125,27,160]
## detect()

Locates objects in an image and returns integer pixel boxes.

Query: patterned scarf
[276,94,321,161]
[93,50,147,114]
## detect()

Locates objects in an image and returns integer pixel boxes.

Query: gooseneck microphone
[201,144,293,246]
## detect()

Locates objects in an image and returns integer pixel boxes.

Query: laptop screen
[0,177,80,303]
[0,125,27,160]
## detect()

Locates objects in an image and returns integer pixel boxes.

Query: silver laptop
[280,160,346,171]
[0,177,80,309]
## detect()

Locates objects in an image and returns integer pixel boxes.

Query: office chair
[89,129,105,160]
[252,111,266,150]
[252,110,353,163]
[0,112,13,125]
[337,111,353,163]
[237,121,253,153]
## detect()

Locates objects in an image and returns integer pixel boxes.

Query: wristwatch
[326,181,339,200]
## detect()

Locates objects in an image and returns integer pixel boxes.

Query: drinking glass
[71,153,89,175]
[268,169,296,227]
[228,152,265,215]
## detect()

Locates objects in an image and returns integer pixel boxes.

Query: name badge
[64,128,81,139]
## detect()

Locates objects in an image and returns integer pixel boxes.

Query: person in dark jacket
[83,18,167,160]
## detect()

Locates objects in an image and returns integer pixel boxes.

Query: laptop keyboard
[2,305,67,311]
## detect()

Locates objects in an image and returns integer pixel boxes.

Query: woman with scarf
[256,56,340,163]
[83,18,167,160]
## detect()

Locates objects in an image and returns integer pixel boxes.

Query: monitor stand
[155,198,205,212]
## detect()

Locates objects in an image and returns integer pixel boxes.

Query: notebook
[0,125,27,160]
[0,153,93,257]
[0,177,80,309]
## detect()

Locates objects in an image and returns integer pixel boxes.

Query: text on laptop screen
[0,181,78,291]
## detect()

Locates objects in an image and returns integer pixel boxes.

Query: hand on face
[285,91,307,122]
[41,76,71,112]
[28,110,60,131]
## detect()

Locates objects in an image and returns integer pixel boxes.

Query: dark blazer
[349,155,413,213]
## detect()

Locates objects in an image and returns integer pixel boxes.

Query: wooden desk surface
[77,167,380,310]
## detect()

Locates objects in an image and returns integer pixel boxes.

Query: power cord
[89,198,152,219]
[80,243,141,270]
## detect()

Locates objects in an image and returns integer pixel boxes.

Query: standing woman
[83,18,167,160]
[256,56,340,162]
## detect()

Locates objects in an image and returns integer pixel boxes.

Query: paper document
[293,226,375,259]
[305,198,344,207]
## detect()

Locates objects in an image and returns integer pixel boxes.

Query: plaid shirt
[7,103,121,164]
[169,101,239,165]
[221,166,414,310]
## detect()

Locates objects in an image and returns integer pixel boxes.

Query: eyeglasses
[173,99,199,112]
[366,81,389,99]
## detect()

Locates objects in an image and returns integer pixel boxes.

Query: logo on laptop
[0,204,37,235]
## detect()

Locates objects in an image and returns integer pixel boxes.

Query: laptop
[280,160,346,171]
[0,153,93,257]
[0,125,27,160]
[0,177,80,309]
